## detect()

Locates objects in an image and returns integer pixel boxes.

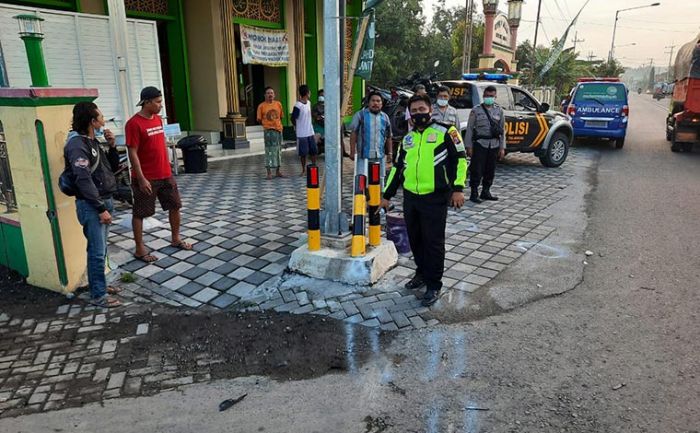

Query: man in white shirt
[291,84,317,176]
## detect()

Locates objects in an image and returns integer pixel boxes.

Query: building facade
[477,0,522,75]
[0,0,364,147]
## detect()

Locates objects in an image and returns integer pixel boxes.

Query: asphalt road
[2,93,698,433]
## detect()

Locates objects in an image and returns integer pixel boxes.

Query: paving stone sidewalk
[0,149,593,419]
[107,149,594,330]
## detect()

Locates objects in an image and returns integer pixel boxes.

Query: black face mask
[412,112,431,128]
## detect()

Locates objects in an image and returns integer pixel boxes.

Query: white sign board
[493,14,512,49]
[164,123,182,138]
[240,25,289,67]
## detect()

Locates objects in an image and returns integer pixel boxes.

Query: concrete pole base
[288,239,398,285]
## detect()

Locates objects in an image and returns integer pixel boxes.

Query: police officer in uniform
[465,85,506,203]
[380,94,469,306]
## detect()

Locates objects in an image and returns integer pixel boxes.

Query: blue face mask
[483,97,496,106]
[94,126,104,137]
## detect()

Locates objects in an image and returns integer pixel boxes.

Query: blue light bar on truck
[461,73,512,81]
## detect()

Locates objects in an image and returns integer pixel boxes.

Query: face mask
[483,97,496,106]
[93,122,104,137]
[318,96,325,103]
[411,112,432,128]
[437,98,449,107]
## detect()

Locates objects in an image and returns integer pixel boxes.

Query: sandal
[171,240,193,251]
[106,286,123,295]
[134,253,158,263]
[90,296,122,308]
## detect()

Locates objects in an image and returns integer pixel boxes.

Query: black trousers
[403,191,449,291]
[469,145,499,189]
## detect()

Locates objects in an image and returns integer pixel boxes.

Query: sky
[426,0,700,68]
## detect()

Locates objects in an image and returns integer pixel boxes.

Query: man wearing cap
[126,86,192,263]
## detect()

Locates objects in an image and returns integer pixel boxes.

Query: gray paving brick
[177,281,205,296]
[107,371,126,389]
[162,276,189,291]
[194,271,224,286]
[228,267,255,280]
[191,288,221,303]
[200,257,226,270]
[292,304,315,314]
[380,323,399,331]
[361,318,380,327]
[211,277,237,291]
[93,368,110,383]
[226,281,256,298]
[453,281,480,293]
[409,316,426,329]
[210,294,237,309]
[391,311,412,328]
[124,377,142,395]
[164,261,194,275]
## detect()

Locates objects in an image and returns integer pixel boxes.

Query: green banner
[355,13,376,80]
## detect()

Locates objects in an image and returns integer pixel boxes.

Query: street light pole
[608,3,661,63]
[461,0,473,73]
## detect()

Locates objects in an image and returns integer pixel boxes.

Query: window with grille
[0,121,17,212]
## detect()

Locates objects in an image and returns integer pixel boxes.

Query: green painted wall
[0,222,28,277]
[348,0,364,117]
[304,0,319,105]
[165,0,192,130]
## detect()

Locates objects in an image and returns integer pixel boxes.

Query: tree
[371,0,483,87]
[450,17,485,73]
[372,0,427,87]
[593,59,625,77]
[516,39,590,100]
[647,66,656,91]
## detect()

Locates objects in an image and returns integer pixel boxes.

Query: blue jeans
[76,198,113,300]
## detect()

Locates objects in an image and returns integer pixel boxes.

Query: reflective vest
[384,122,468,198]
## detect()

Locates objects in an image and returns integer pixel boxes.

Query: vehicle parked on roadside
[565,77,629,149]
[666,34,700,153]
[439,74,574,167]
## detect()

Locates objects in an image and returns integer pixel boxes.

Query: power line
[520,17,698,33]
[540,22,551,44]
[552,0,571,22]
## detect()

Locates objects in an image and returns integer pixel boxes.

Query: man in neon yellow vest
[379,94,468,306]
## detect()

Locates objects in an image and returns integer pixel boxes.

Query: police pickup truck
[439,74,573,167]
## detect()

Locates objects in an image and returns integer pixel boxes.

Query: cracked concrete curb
[486,149,599,312]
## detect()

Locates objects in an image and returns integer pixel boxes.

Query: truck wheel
[671,139,682,152]
[539,132,569,167]
[615,138,625,149]
[682,143,693,152]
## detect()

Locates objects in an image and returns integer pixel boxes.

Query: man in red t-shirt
[126,86,192,262]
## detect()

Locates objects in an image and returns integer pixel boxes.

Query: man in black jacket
[64,102,121,308]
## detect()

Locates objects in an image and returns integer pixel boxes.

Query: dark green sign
[355,13,376,80]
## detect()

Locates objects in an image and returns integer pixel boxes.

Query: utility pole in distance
[531,0,543,83]
[665,44,675,82]
[572,31,585,53]
[462,0,475,73]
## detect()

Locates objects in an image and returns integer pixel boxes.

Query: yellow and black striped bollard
[367,162,381,247]
[351,174,367,257]
[307,164,321,251]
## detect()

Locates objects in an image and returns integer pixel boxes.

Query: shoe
[480,188,499,201]
[469,188,482,203]
[421,289,441,307]
[404,276,426,290]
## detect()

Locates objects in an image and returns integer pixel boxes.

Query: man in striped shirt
[349,91,392,190]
